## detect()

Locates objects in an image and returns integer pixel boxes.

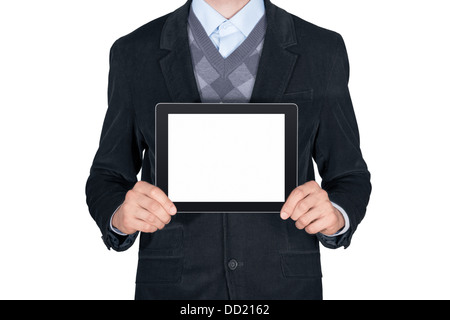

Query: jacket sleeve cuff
[102,229,139,252]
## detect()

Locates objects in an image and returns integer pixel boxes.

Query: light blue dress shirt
[191,0,265,58]
[110,0,350,238]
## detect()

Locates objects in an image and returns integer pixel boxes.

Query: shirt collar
[191,0,265,37]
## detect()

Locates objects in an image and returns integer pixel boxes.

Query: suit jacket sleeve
[313,34,372,249]
[85,40,143,251]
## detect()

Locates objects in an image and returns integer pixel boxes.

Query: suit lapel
[250,0,302,103]
[159,0,201,102]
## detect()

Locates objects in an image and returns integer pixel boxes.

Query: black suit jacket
[86,0,371,300]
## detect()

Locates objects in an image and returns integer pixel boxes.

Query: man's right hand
[112,181,177,235]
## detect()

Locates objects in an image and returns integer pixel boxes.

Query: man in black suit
[86,0,371,300]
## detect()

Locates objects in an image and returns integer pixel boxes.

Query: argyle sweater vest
[187,10,266,103]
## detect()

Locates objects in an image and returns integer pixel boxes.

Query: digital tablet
[155,103,298,213]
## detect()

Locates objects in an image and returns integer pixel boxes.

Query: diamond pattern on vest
[187,10,266,103]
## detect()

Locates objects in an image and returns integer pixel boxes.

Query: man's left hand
[280,181,345,236]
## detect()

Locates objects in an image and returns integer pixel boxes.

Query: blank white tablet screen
[168,114,285,202]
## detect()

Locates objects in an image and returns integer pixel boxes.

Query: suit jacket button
[228,259,238,270]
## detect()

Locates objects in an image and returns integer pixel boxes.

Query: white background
[0,0,449,300]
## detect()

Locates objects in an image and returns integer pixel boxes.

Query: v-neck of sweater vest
[188,9,267,78]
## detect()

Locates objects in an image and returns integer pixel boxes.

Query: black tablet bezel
[155,103,298,213]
